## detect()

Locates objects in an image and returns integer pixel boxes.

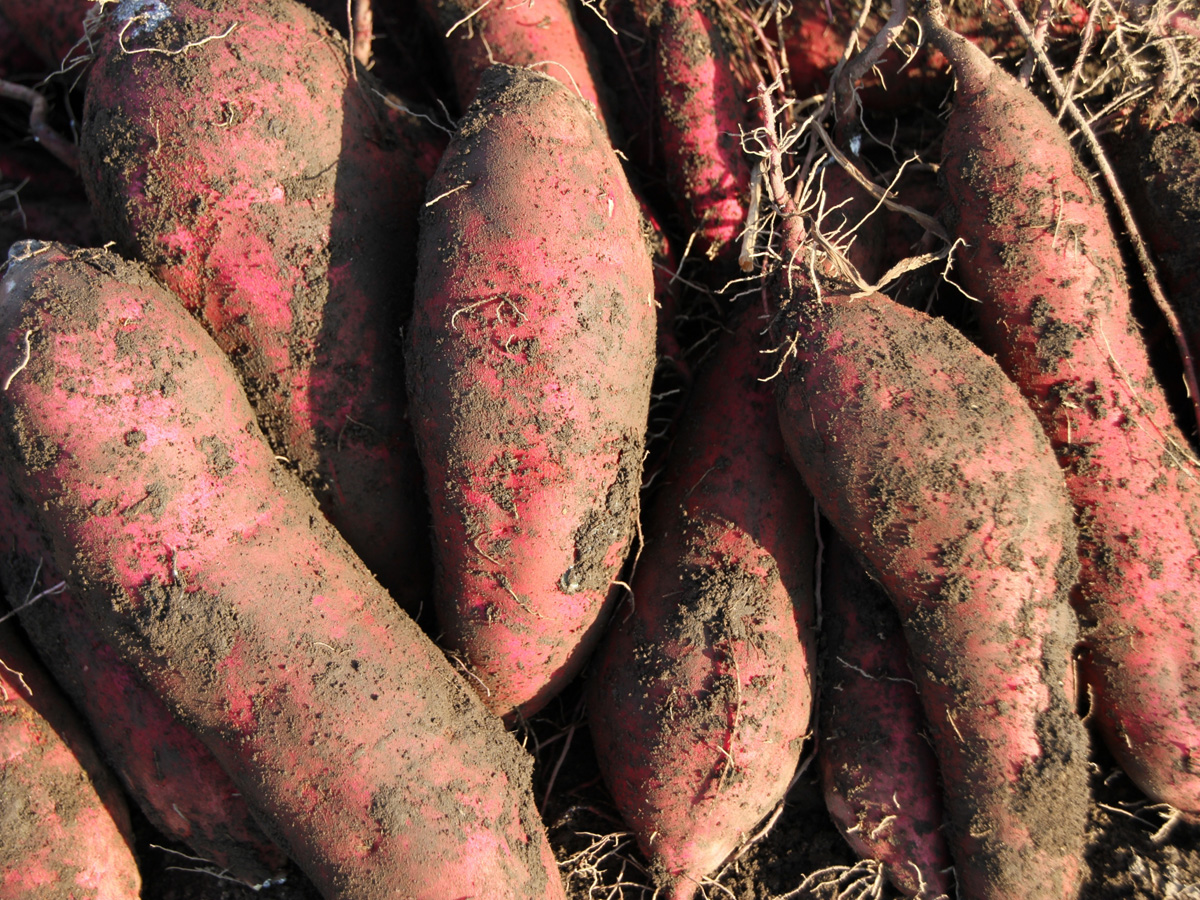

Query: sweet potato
[588,304,816,900]
[757,96,1089,900]
[0,618,141,900]
[407,65,656,720]
[415,0,610,122]
[923,9,1200,818]
[78,0,431,614]
[0,476,286,884]
[656,0,751,263]
[818,531,952,899]
[0,241,565,900]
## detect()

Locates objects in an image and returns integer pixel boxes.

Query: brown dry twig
[1057,0,1105,111]
[1018,0,1056,84]
[789,0,876,204]
[833,0,910,126]
[755,82,807,257]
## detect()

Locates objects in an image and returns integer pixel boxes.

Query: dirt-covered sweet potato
[655,0,751,263]
[757,93,1090,900]
[0,478,287,883]
[78,0,431,613]
[818,531,952,899]
[588,304,816,900]
[0,618,141,900]
[407,64,656,720]
[415,0,611,121]
[0,240,566,900]
[924,7,1200,819]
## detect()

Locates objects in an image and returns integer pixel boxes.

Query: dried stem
[1058,0,1105,109]
[834,0,909,125]
[1018,0,1055,85]
[812,123,949,242]
[756,83,806,254]
[352,0,373,68]
[792,0,875,203]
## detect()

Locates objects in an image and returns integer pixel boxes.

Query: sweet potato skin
[0,480,287,884]
[931,23,1200,817]
[416,0,609,118]
[588,306,815,900]
[79,0,430,613]
[0,619,141,900]
[818,532,952,899]
[407,65,656,720]
[656,0,750,262]
[773,293,1088,900]
[0,242,565,900]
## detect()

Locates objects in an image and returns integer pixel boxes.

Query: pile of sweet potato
[0,0,1198,898]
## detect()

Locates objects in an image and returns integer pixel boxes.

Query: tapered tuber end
[915,7,995,91]
[663,875,700,900]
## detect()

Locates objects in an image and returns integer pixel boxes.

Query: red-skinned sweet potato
[757,97,1089,900]
[588,304,816,900]
[0,241,566,900]
[0,477,287,883]
[656,0,751,264]
[78,0,431,614]
[810,170,952,900]
[415,0,611,122]
[924,9,1200,819]
[407,65,656,720]
[818,531,952,899]
[0,617,141,900]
